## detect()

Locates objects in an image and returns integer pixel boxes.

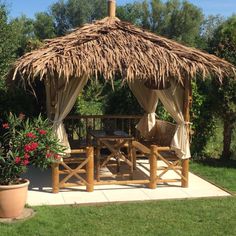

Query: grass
[190,158,236,193]
[0,198,236,236]
[0,158,235,235]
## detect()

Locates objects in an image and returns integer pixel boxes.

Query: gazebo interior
[9,0,236,193]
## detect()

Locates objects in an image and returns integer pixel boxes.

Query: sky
[6,0,236,19]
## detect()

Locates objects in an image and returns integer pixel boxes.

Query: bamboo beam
[182,77,191,187]
[108,0,116,17]
[86,146,94,192]
[149,145,157,189]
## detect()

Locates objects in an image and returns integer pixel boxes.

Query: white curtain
[45,76,88,153]
[156,80,191,159]
[128,80,159,138]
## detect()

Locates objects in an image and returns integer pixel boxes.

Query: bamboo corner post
[86,146,94,192]
[52,162,60,193]
[182,77,191,187]
[108,0,116,18]
[181,159,189,187]
[149,145,158,189]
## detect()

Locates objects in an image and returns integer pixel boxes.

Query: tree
[50,0,70,36]
[164,0,203,46]
[118,0,204,47]
[209,15,236,160]
[50,0,107,36]
[10,15,37,56]
[0,4,38,116]
[0,4,19,89]
[117,3,143,25]
[34,12,56,39]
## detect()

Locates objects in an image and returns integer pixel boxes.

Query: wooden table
[88,130,134,181]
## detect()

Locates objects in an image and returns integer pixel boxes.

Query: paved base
[0,208,35,223]
[22,160,231,206]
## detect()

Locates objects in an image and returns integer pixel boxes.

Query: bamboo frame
[51,147,94,193]
[181,77,191,187]
[132,141,187,187]
[149,145,157,189]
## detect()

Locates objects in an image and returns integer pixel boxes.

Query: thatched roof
[9,17,236,86]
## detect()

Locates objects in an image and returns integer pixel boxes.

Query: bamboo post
[52,162,60,193]
[149,145,157,189]
[86,146,94,192]
[182,159,189,187]
[182,77,191,187]
[108,0,116,18]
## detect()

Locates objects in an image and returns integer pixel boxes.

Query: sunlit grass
[0,197,235,236]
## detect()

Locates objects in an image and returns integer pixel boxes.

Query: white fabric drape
[156,80,191,159]
[45,76,88,153]
[128,80,159,138]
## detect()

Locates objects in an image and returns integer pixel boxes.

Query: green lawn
[0,198,236,236]
[1,159,235,236]
[190,159,236,193]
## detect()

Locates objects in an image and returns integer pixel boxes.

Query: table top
[88,130,134,140]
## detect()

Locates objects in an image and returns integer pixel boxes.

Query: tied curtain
[45,76,88,153]
[128,80,159,138]
[128,79,191,159]
[156,81,191,159]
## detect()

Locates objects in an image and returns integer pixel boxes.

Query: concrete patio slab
[23,160,231,206]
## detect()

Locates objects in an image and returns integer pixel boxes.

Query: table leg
[116,153,121,174]
[96,141,101,182]
[129,140,134,180]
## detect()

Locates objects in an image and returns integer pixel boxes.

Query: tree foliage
[0,4,19,89]
[50,0,107,35]
[208,15,236,159]
[117,0,204,46]
[34,12,56,39]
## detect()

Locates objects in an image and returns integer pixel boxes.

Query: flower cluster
[24,142,39,152]
[0,114,65,185]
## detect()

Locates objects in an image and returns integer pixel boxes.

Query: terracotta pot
[0,179,29,218]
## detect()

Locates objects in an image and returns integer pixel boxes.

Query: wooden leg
[132,147,137,170]
[181,159,189,187]
[86,147,94,192]
[52,162,59,193]
[149,145,157,189]
[96,145,101,181]
[129,141,134,180]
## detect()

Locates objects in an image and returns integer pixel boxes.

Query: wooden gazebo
[8,0,236,192]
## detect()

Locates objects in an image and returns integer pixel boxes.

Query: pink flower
[23,159,29,166]
[24,144,31,152]
[24,153,30,159]
[31,142,39,150]
[39,129,47,135]
[24,142,39,152]
[46,153,52,158]
[15,157,21,164]
[54,154,61,160]
[2,123,9,129]
[26,132,37,139]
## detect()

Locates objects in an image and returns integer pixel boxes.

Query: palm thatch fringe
[8,17,236,86]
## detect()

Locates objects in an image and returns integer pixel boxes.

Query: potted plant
[0,113,65,218]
